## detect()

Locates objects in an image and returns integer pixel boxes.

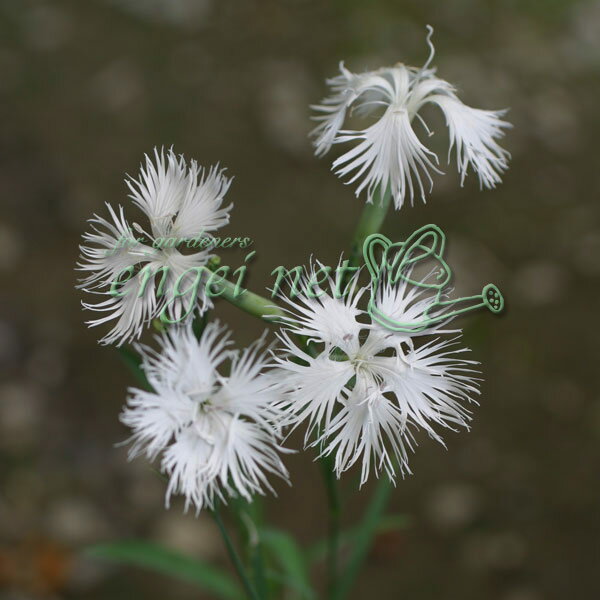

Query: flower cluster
[77,27,507,513]
[311,26,511,209]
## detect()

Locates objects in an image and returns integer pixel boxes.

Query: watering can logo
[363,224,504,333]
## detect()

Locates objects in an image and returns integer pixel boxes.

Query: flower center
[350,353,382,383]
[186,387,213,415]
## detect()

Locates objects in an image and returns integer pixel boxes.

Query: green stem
[210,270,321,361]
[316,185,392,598]
[251,539,267,599]
[217,277,285,322]
[212,504,261,600]
[332,477,393,600]
[237,498,268,599]
[347,186,392,270]
[320,456,341,598]
[210,186,390,324]
[209,186,392,600]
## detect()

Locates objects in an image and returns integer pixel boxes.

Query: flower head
[77,148,232,345]
[311,26,511,209]
[274,265,479,485]
[121,322,289,513]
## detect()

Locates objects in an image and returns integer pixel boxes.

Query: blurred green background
[1,0,599,598]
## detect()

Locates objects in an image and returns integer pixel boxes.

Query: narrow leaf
[86,541,243,600]
[378,514,411,532]
[115,346,150,389]
[332,478,393,600]
[261,529,314,599]
[307,513,410,564]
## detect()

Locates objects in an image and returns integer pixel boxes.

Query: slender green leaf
[306,531,353,565]
[378,513,411,532]
[332,477,393,600]
[115,346,150,389]
[211,506,261,600]
[261,529,315,599]
[307,513,411,564]
[229,497,269,598]
[264,568,317,596]
[86,541,243,600]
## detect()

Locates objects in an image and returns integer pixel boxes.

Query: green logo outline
[363,224,504,333]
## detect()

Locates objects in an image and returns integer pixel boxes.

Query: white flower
[311,26,511,209]
[121,321,289,513]
[77,148,232,346]
[372,269,458,346]
[274,266,479,485]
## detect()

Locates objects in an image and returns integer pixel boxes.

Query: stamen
[422,24,436,73]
